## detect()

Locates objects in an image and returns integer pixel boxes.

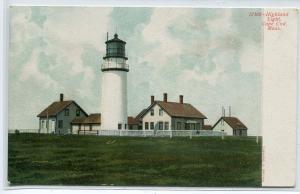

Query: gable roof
[128,116,140,125]
[72,113,101,124]
[37,100,88,117]
[140,101,207,119]
[71,114,140,125]
[135,109,147,120]
[212,117,248,130]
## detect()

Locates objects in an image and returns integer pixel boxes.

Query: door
[49,120,55,133]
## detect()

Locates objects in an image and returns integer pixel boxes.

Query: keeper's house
[37,94,88,134]
[138,93,207,130]
[211,116,248,136]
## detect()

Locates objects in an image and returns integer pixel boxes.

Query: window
[58,120,63,128]
[191,123,195,130]
[185,123,190,130]
[79,124,81,130]
[145,122,149,130]
[177,122,181,130]
[125,124,127,130]
[150,122,154,130]
[118,124,122,130]
[239,130,242,136]
[158,122,163,130]
[159,109,163,116]
[76,109,80,116]
[65,109,69,116]
[129,125,133,130]
[196,123,200,130]
[150,109,154,116]
[164,122,169,130]
[89,124,92,131]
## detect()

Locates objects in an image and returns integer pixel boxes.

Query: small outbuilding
[211,116,248,136]
[71,114,141,132]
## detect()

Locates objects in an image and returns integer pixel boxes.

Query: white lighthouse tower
[100,33,129,130]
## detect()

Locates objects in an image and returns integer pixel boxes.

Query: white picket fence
[8,128,224,137]
[98,130,223,137]
[8,129,39,134]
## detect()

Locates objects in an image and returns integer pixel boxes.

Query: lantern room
[103,33,128,60]
[101,33,129,72]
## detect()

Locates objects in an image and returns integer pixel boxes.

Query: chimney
[179,95,183,104]
[163,93,167,102]
[60,93,64,102]
[229,106,231,117]
[151,95,154,104]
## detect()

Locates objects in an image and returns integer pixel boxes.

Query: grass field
[8,134,262,187]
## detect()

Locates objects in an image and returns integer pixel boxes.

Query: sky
[9,7,262,135]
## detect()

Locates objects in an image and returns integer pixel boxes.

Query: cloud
[19,49,60,90]
[142,8,188,65]
[10,7,112,96]
[240,41,262,73]
[9,7,113,128]
[134,8,262,135]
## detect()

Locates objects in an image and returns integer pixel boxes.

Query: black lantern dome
[103,33,127,60]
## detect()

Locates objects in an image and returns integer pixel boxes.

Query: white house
[211,116,248,136]
[138,93,207,130]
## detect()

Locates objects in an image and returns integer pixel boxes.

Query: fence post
[221,131,224,140]
[169,130,172,139]
[256,135,259,144]
[189,130,192,139]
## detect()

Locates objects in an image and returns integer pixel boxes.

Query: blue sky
[9,7,262,135]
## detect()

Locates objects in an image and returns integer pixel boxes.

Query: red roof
[37,100,88,117]
[71,114,139,125]
[72,113,101,124]
[212,117,248,130]
[139,101,207,119]
[128,116,140,125]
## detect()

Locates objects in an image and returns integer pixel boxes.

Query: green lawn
[8,134,262,187]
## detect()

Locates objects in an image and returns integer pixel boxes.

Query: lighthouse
[100,33,129,130]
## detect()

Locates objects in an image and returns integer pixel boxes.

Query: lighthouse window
[150,109,154,116]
